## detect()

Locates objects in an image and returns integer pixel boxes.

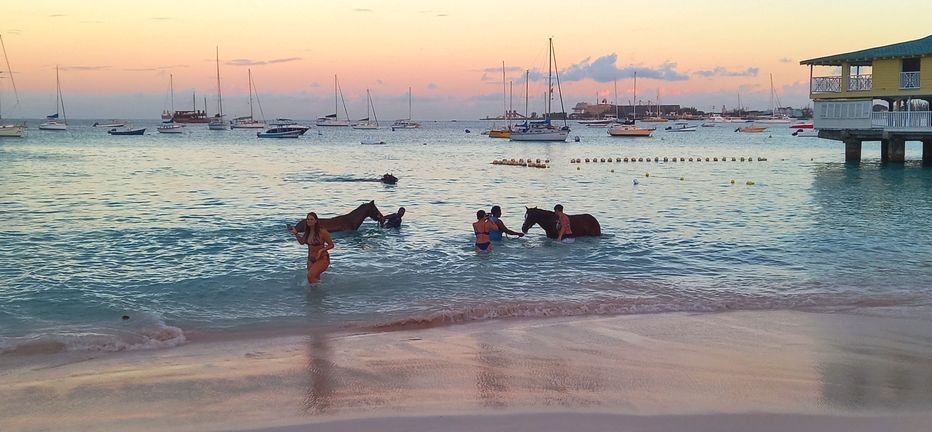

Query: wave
[0,317,186,357]
[364,292,925,332]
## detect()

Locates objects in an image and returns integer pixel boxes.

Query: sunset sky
[2,0,930,120]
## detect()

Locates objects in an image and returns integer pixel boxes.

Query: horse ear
[525,206,528,210]
[369,200,374,204]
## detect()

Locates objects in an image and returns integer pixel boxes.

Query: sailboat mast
[501,61,507,123]
[550,38,567,127]
[546,38,552,118]
[334,75,338,120]
[525,70,529,120]
[54,65,60,117]
[1,35,19,106]
[614,80,618,119]
[633,71,637,120]
[57,65,66,122]
[509,80,513,128]
[170,73,174,114]
[769,73,774,117]
[215,46,223,117]
[248,69,254,119]
[366,89,371,120]
[408,87,412,120]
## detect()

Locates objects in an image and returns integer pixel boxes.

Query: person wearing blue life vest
[488,205,524,241]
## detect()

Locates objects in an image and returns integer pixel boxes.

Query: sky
[1,0,930,120]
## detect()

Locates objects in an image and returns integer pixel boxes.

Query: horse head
[522,207,558,237]
[364,200,384,222]
[521,206,534,233]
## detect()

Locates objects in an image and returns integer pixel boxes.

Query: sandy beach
[3,310,932,431]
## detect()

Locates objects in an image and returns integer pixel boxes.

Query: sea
[2,119,932,356]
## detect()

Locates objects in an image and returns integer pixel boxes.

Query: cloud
[123,64,189,72]
[354,8,372,12]
[151,17,171,21]
[225,57,302,66]
[526,53,688,83]
[779,57,794,63]
[49,14,67,18]
[59,65,110,71]
[693,66,759,77]
[427,83,438,89]
[436,13,448,17]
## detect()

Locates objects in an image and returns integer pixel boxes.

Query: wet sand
[2,310,932,431]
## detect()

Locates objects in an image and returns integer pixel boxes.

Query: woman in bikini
[473,210,498,253]
[289,212,334,284]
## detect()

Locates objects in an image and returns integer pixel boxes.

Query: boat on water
[93,121,125,128]
[790,122,813,129]
[317,75,351,127]
[208,47,227,130]
[391,87,421,130]
[579,117,617,127]
[38,65,67,131]
[231,69,266,129]
[0,35,26,138]
[258,118,310,138]
[489,62,514,138]
[736,126,767,133]
[108,126,145,135]
[361,140,386,145]
[757,74,792,124]
[608,72,653,138]
[352,89,380,130]
[511,39,569,142]
[157,119,185,134]
[172,93,210,123]
[665,122,697,132]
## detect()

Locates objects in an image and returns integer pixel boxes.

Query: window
[902,58,920,72]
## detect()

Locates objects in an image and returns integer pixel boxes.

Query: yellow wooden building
[801,35,931,163]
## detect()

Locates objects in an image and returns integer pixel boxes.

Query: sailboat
[641,89,668,123]
[391,87,421,130]
[231,69,266,129]
[352,89,380,130]
[608,72,653,137]
[208,46,227,130]
[158,74,185,134]
[316,75,351,127]
[172,90,210,123]
[0,34,26,138]
[38,65,67,131]
[758,74,792,124]
[489,61,512,139]
[511,38,570,142]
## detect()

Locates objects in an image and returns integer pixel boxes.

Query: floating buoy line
[491,158,551,168]
[569,156,768,163]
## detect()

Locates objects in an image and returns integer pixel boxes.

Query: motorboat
[736,126,767,133]
[789,122,813,129]
[157,119,185,134]
[257,128,303,138]
[108,127,145,135]
[792,128,819,137]
[665,122,697,132]
[93,121,125,128]
[608,124,653,137]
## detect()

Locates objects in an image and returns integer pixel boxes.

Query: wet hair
[491,205,501,216]
[476,210,487,220]
[554,204,564,212]
[303,212,321,244]
[398,207,406,215]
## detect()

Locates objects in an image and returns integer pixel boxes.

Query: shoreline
[3,310,932,431]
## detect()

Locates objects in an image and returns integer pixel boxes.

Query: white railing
[871,111,932,129]
[848,74,872,91]
[812,76,841,93]
[900,72,920,89]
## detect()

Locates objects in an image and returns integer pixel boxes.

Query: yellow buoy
[746,180,755,185]
[577,166,580,170]
[645,172,650,177]
[730,179,735,184]
[679,177,684,181]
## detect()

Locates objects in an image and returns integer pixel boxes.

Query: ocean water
[2,120,932,355]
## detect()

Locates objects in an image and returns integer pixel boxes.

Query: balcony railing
[812,76,841,93]
[848,74,872,91]
[900,72,920,89]
[871,111,932,129]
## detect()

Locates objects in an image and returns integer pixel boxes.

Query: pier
[802,35,932,164]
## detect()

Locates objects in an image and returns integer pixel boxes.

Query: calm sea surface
[2,120,932,354]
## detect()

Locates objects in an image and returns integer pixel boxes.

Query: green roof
[800,35,932,66]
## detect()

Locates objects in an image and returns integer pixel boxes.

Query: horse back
[569,213,601,237]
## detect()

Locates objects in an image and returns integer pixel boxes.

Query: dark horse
[294,200,384,233]
[521,207,601,239]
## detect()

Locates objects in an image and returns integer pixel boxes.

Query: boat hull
[608,126,653,137]
[509,129,569,142]
[157,126,185,134]
[108,128,146,135]
[0,124,26,138]
[488,129,512,138]
[792,129,819,137]
[38,121,68,131]
[737,127,767,133]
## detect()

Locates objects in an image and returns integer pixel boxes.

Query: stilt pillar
[844,139,862,163]
[923,139,932,166]
[882,136,905,163]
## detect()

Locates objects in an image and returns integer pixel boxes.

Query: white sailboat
[608,71,654,137]
[231,68,266,129]
[158,73,185,134]
[0,34,26,138]
[391,87,421,130]
[208,46,227,130]
[353,89,380,130]
[510,38,570,142]
[317,75,351,127]
[758,73,792,124]
[38,65,67,131]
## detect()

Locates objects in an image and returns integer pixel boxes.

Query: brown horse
[521,207,601,239]
[294,201,384,233]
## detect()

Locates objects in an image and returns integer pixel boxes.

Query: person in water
[473,210,498,252]
[380,207,405,229]
[288,212,334,284]
[554,204,574,242]
[488,205,524,241]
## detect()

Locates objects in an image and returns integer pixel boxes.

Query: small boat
[665,122,697,132]
[230,69,266,129]
[391,87,421,130]
[792,128,819,137]
[509,39,570,142]
[607,72,652,137]
[0,36,26,138]
[352,89,381,130]
[157,119,185,134]
[361,140,386,145]
[701,123,716,127]
[0,124,26,138]
[789,122,813,129]
[257,127,303,138]
[488,128,512,138]
[578,117,617,126]
[93,121,125,128]
[317,75,351,127]
[207,46,227,131]
[108,127,145,135]
[736,126,767,133]
[39,66,68,131]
